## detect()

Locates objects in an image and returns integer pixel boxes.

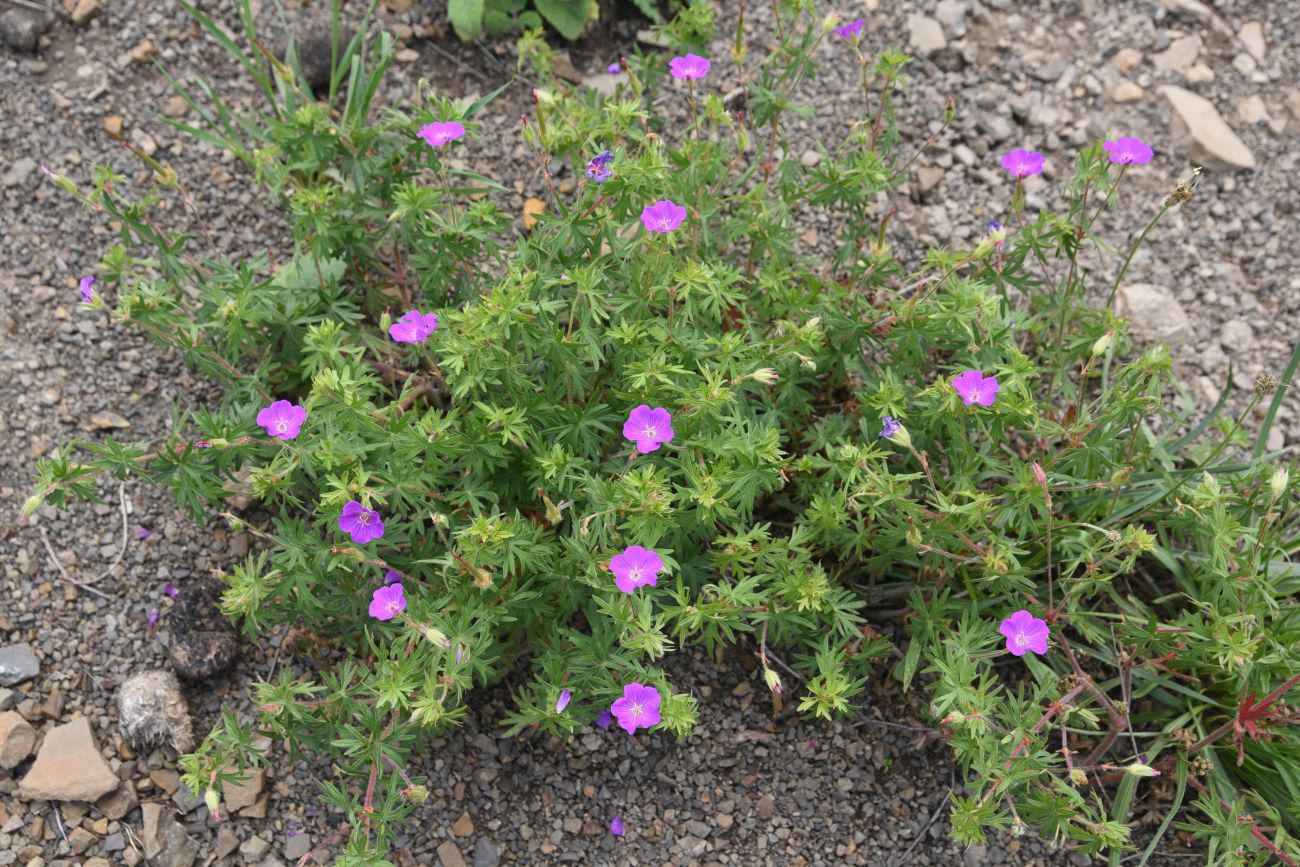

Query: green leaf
[448,0,485,41]
[533,0,591,40]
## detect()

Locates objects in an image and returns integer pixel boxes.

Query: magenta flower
[610,545,664,593]
[879,416,901,440]
[610,682,662,734]
[951,370,1000,407]
[607,61,622,75]
[256,400,307,441]
[339,500,385,544]
[586,150,614,184]
[163,583,179,599]
[640,199,687,234]
[595,710,612,729]
[668,54,710,81]
[1103,137,1154,166]
[417,121,465,149]
[998,609,1050,657]
[1000,148,1045,178]
[383,569,403,585]
[623,405,674,453]
[610,815,626,837]
[556,688,572,713]
[834,19,864,40]
[389,310,439,344]
[79,275,95,304]
[136,526,152,540]
[369,583,406,621]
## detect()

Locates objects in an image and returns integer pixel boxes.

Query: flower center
[275,420,288,432]
[630,702,643,719]
[657,218,672,230]
[357,511,371,525]
[642,425,658,441]
[1014,630,1030,647]
[628,567,642,583]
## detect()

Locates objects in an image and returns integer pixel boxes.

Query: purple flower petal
[389,310,439,344]
[136,526,152,540]
[639,200,687,234]
[1000,148,1045,178]
[1103,137,1154,166]
[79,275,96,304]
[951,370,1000,407]
[369,583,406,621]
[595,710,612,729]
[556,688,572,713]
[384,569,403,585]
[879,416,901,440]
[607,62,622,75]
[163,583,179,599]
[622,404,675,452]
[146,608,159,628]
[610,545,665,593]
[668,54,710,81]
[418,121,466,149]
[834,19,864,40]
[256,400,307,440]
[998,609,1050,657]
[610,815,625,837]
[609,682,661,734]
[339,500,385,544]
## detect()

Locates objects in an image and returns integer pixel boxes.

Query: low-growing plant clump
[28,1,1300,863]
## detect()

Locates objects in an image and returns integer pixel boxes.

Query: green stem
[1105,200,1172,311]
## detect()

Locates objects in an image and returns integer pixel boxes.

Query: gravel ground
[2,0,1296,864]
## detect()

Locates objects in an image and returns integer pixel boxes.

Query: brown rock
[1161,85,1257,170]
[522,198,546,231]
[1112,80,1145,103]
[104,116,123,139]
[164,95,189,118]
[40,685,64,719]
[150,768,180,795]
[130,39,155,63]
[96,783,139,820]
[215,825,240,859]
[437,841,468,867]
[451,810,474,837]
[221,767,264,811]
[70,0,100,25]
[756,792,775,819]
[142,802,199,867]
[69,825,97,853]
[239,793,268,818]
[1110,48,1143,74]
[19,718,119,802]
[0,710,36,769]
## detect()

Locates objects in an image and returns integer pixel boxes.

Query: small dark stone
[166,578,239,680]
[0,8,52,53]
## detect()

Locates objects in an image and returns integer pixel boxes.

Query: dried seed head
[1255,373,1281,399]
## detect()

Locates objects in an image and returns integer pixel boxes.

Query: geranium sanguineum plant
[28,2,1300,862]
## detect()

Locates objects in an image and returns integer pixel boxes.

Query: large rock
[0,7,52,52]
[907,14,946,57]
[142,803,199,867]
[0,644,39,686]
[1161,85,1257,170]
[166,578,240,680]
[0,711,36,769]
[19,717,119,802]
[221,766,264,812]
[1117,283,1193,346]
[118,670,194,752]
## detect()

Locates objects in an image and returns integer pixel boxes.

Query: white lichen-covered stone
[118,670,194,752]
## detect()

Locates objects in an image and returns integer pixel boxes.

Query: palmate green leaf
[447,0,485,40]
[533,0,593,40]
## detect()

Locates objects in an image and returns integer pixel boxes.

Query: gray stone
[906,14,946,57]
[19,717,119,802]
[0,644,39,687]
[933,0,967,37]
[472,838,499,867]
[1161,86,1257,170]
[1117,283,1193,346]
[239,835,270,861]
[1220,319,1253,348]
[0,8,51,53]
[141,803,198,867]
[283,832,311,861]
[222,767,264,812]
[0,711,36,769]
[117,670,194,752]
[103,834,126,852]
[437,841,468,867]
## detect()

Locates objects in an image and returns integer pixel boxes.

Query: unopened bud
[750,368,779,384]
[1124,762,1161,778]
[764,668,782,695]
[402,784,429,803]
[821,11,841,33]
[422,625,450,647]
[204,786,222,819]
[472,566,494,589]
[1270,467,1289,501]
[1068,769,1087,786]
[1091,331,1113,358]
[430,512,448,527]
[906,523,922,548]
[22,494,43,517]
[1032,462,1047,487]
